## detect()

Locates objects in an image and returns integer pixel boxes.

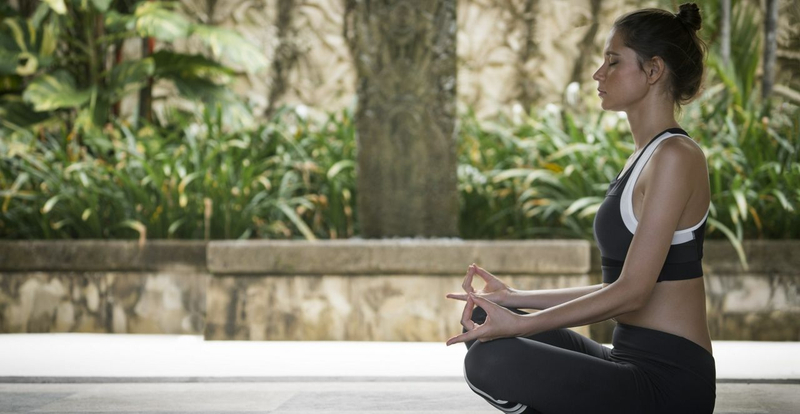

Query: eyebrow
[605,51,620,56]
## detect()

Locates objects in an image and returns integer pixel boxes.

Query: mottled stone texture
[205,239,592,340]
[205,273,592,341]
[0,241,208,335]
[0,271,208,334]
[1,240,798,341]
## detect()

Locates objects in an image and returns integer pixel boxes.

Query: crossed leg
[462,306,643,414]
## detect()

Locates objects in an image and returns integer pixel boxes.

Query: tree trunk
[265,0,301,119]
[344,0,459,238]
[762,0,778,99]
[569,0,602,86]
[516,0,541,111]
[138,37,154,125]
[720,0,730,67]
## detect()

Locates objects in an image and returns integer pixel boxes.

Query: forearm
[504,284,605,310]
[516,282,640,337]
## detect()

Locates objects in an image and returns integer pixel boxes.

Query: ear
[644,56,666,85]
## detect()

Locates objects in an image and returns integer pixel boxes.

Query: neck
[623,95,681,152]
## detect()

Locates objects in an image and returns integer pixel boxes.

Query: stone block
[207,239,591,275]
[205,273,592,341]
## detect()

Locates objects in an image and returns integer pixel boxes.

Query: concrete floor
[1,381,798,413]
[1,334,798,413]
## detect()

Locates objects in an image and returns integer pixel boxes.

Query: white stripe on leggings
[463,364,529,414]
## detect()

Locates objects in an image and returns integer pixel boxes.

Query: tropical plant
[0,104,358,241]
[0,0,268,148]
[2,97,798,272]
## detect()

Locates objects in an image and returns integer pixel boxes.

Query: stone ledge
[0,240,207,272]
[4,239,798,275]
[589,239,800,275]
[206,239,591,275]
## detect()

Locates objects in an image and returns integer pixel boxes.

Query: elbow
[611,282,651,314]
[624,294,646,313]
[624,288,652,313]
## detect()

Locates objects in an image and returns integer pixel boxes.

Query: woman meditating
[445,3,715,413]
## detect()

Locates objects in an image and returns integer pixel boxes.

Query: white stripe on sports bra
[620,132,710,244]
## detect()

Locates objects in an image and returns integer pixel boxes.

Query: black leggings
[462,306,716,414]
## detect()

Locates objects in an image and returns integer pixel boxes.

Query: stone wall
[0,241,208,335]
[130,0,646,125]
[0,239,798,342]
[204,240,592,341]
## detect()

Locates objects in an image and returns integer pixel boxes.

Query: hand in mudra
[446,263,514,307]
[446,292,524,346]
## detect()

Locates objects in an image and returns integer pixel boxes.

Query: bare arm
[448,265,604,310]
[504,284,604,310]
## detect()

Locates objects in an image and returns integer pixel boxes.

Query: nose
[592,65,604,82]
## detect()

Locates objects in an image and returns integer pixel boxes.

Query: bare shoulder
[650,135,707,175]
[641,136,709,204]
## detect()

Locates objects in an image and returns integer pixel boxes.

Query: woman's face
[592,28,649,112]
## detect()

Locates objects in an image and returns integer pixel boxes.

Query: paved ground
[1,381,798,413]
[0,334,798,413]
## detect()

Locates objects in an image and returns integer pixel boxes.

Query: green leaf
[23,70,91,111]
[1,171,29,212]
[732,189,748,220]
[545,143,596,161]
[151,50,234,85]
[134,1,191,42]
[168,217,188,236]
[39,17,58,58]
[42,0,67,15]
[104,10,136,33]
[41,194,61,214]
[116,219,147,245]
[563,196,602,217]
[706,217,750,271]
[106,57,155,101]
[90,0,113,13]
[327,160,355,180]
[772,189,794,212]
[14,51,37,76]
[277,201,317,241]
[0,49,20,75]
[190,25,269,74]
[2,17,30,52]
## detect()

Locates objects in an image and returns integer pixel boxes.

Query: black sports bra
[593,128,709,284]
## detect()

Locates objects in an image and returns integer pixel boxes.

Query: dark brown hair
[613,3,708,114]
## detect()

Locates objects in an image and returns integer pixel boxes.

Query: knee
[463,341,486,389]
[464,339,509,388]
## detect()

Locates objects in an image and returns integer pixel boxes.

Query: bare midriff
[602,278,713,355]
[604,135,714,356]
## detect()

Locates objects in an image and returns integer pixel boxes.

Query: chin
[600,101,620,112]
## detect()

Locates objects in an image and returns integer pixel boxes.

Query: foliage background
[1,0,798,269]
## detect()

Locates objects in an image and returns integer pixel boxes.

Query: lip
[598,89,606,96]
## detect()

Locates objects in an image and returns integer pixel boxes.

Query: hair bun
[677,3,702,32]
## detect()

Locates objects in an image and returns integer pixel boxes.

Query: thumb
[473,266,494,282]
